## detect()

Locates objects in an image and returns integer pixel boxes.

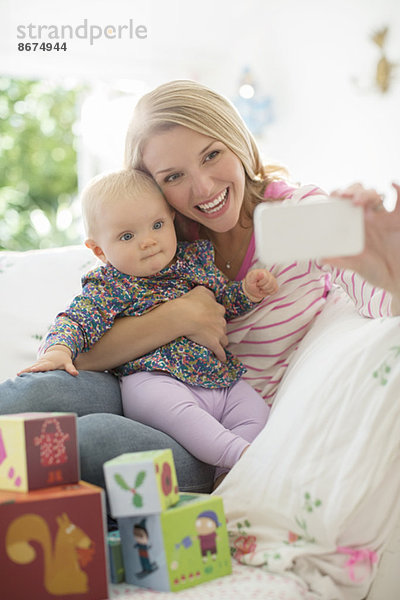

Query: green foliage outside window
[0,77,85,251]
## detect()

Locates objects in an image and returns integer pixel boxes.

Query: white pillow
[217,289,400,599]
[0,245,96,382]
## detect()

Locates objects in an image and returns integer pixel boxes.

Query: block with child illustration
[0,412,79,492]
[103,448,179,518]
[0,480,109,600]
[118,492,232,592]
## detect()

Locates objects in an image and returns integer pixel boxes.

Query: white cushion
[0,245,96,381]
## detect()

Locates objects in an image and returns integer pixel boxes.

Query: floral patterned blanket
[109,560,319,599]
[218,288,400,599]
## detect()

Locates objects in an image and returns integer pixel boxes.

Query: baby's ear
[85,239,107,263]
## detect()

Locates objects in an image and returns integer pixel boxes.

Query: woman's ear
[85,239,107,263]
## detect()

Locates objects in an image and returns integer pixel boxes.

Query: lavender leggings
[121,371,270,479]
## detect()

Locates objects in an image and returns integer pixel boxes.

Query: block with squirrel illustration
[0,480,109,600]
[0,412,79,492]
[103,449,179,518]
[118,493,232,592]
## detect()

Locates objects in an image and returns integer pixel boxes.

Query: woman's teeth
[197,188,228,213]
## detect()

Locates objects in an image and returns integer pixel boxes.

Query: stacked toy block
[0,412,109,600]
[104,449,232,592]
[107,530,125,583]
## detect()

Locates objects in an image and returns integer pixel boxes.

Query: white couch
[1,245,399,600]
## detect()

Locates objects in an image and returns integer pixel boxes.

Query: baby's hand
[242,269,279,302]
[18,345,78,377]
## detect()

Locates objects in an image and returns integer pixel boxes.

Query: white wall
[2,0,399,204]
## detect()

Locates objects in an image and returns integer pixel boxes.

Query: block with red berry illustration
[0,412,79,492]
[118,492,232,592]
[103,449,179,518]
[0,480,109,600]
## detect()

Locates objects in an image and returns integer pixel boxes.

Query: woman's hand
[175,286,228,362]
[325,182,400,314]
[331,182,385,210]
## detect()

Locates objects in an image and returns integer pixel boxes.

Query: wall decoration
[233,67,274,137]
[371,26,398,93]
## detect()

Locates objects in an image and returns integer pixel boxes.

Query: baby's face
[94,189,177,277]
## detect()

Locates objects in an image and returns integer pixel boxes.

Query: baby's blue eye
[153,221,163,230]
[120,232,133,241]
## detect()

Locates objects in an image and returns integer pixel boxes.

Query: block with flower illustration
[103,449,179,518]
[118,492,231,592]
[0,412,79,492]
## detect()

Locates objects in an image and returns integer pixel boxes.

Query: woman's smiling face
[142,126,246,233]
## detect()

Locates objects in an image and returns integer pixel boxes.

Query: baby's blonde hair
[124,80,286,216]
[81,169,162,237]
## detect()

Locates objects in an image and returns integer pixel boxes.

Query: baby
[20,169,278,482]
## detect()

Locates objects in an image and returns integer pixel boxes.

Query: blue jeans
[0,371,215,494]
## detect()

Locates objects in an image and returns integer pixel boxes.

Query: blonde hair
[81,169,162,237]
[124,80,287,227]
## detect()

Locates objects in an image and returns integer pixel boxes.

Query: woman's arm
[324,182,400,315]
[75,286,228,371]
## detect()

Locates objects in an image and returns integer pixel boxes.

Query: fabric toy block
[103,449,179,518]
[0,480,109,600]
[0,412,79,492]
[118,492,232,592]
[107,530,125,583]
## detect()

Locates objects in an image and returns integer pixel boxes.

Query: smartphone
[254,198,365,263]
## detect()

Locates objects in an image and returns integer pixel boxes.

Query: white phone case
[254,198,365,263]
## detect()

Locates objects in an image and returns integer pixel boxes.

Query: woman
[0,80,397,493]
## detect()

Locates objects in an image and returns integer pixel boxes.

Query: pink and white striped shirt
[227,182,391,405]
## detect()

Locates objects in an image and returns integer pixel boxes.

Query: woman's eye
[165,172,182,183]
[120,233,133,241]
[153,221,163,230]
[205,150,219,162]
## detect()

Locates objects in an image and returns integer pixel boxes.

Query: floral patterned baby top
[42,240,256,388]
